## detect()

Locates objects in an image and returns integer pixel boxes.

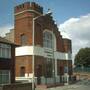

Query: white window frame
[0,43,11,58]
[0,70,11,84]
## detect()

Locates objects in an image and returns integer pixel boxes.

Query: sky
[0,0,90,62]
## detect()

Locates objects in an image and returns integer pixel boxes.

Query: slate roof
[0,36,16,45]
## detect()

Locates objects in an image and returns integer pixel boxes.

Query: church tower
[14,2,43,45]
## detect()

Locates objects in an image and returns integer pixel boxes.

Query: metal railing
[74,67,90,73]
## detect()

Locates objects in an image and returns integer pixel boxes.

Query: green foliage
[74,47,90,67]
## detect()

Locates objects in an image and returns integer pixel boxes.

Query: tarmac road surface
[36,79,90,90]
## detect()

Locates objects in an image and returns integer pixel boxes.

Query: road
[48,84,90,90]
[49,79,90,90]
[36,79,90,90]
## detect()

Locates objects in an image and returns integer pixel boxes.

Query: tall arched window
[43,31,53,48]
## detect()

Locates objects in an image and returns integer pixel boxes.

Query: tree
[74,47,90,67]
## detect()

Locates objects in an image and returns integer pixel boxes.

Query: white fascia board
[54,52,72,60]
[15,46,44,56]
[15,46,72,60]
[15,46,33,56]
[34,46,44,56]
[54,52,66,60]
[65,53,72,60]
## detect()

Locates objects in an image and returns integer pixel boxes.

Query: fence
[74,67,90,73]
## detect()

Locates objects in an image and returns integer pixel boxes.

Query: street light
[32,11,52,90]
[52,27,56,86]
[32,15,43,90]
[64,51,71,85]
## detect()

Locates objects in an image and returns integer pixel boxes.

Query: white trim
[55,59,57,77]
[9,71,11,84]
[16,77,32,82]
[43,29,53,33]
[15,73,37,84]
[32,17,35,90]
[65,53,72,60]
[15,46,71,60]
[14,9,42,16]
[25,73,28,77]
[0,70,11,84]
[15,46,34,56]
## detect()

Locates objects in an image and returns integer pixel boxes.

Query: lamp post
[52,27,56,86]
[66,58,69,85]
[32,12,52,90]
[65,51,71,85]
[32,15,43,90]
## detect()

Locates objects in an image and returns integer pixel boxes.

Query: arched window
[20,34,27,45]
[43,31,53,48]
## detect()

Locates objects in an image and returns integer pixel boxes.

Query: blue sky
[0,0,90,61]
[0,0,90,26]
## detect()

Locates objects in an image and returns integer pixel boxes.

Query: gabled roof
[0,36,16,45]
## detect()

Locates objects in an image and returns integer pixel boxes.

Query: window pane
[0,75,2,84]
[43,31,53,48]
[21,34,27,45]
[0,70,10,84]
[0,43,11,58]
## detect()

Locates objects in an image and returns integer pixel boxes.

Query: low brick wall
[74,72,90,80]
[0,83,32,90]
[0,86,3,90]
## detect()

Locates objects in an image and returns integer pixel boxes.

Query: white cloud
[59,13,90,62]
[0,25,13,37]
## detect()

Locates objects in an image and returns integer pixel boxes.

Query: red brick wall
[15,56,32,77]
[63,39,72,53]
[14,2,43,45]
[16,55,46,77]
[15,16,33,45]
[14,2,43,14]
[56,33,64,52]
[34,22,43,46]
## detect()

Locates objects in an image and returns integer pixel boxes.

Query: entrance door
[20,66,25,77]
[59,66,64,83]
[36,65,42,85]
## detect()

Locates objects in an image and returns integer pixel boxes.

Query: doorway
[36,65,42,85]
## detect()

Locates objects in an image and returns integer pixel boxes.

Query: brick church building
[5,2,72,85]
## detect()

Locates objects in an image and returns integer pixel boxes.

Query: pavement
[36,79,90,90]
